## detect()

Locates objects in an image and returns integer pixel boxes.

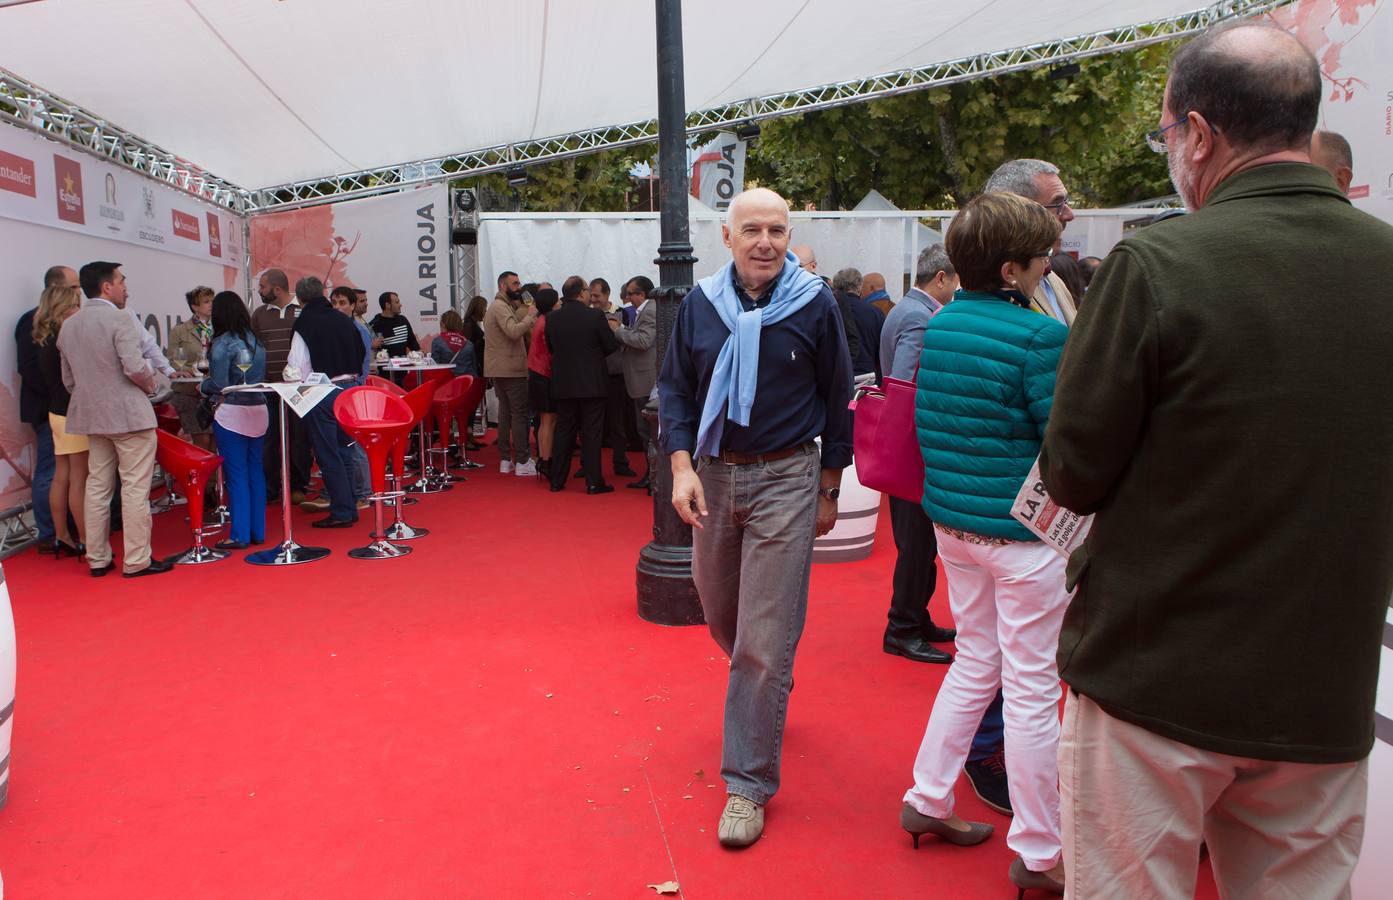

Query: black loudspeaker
[452,225,477,246]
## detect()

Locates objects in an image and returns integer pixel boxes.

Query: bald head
[1310,130,1353,195]
[790,244,817,273]
[1168,23,1320,154]
[723,188,792,295]
[861,272,886,296]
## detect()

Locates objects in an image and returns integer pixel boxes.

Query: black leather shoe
[574,466,584,478]
[586,483,615,495]
[964,752,1012,815]
[883,633,953,664]
[123,558,173,578]
[626,475,651,490]
[613,464,637,477]
[89,562,114,577]
[215,539,249,551]
[923,624,957,643]
[549,484,564,492]
[311,516,358,529]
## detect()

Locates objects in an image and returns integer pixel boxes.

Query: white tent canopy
[0,0,1251,198]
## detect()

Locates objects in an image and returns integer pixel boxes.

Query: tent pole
[636,0,703,626]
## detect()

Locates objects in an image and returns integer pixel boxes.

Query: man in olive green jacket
[1041,24,1393,899]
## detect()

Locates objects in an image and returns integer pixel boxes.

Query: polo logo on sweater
[791,350,797,361]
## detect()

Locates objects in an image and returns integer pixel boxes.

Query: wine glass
[235,346,253,380]
[172,345,187,373]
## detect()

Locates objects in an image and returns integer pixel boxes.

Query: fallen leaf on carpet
[694,768,703,779]
[646,881,679,895]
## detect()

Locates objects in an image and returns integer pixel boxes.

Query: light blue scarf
[694,251,825,458]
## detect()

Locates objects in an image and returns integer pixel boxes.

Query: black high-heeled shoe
[900,803,994,849]
[1009,857,1064,898]
[54,538,84,559]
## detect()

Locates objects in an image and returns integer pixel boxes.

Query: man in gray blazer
[610,276,657,490]
[60,262,171,578]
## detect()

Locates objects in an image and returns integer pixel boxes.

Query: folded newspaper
[1011,456,1092,557]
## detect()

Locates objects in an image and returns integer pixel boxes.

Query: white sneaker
[499,460,514,474]
[514,459,537,477]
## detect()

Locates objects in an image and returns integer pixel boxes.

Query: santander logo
[53,155,85,224]
[172,208,201,241]
[0,150,36,198]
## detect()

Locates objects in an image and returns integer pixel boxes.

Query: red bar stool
[333,387,416,560]
[428,375,472,484]
[155,430,227,564]
[380,383,439,540]
[366,375,405,395]
[407,368,454,493]
[452,375,486,471]
[152,402,187,513]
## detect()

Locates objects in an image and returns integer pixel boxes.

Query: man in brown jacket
[483,270,537,477]
[60,262,170,578]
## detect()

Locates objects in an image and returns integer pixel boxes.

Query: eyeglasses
[1035,248,1055,259]
[1041,198,1071,217]
[1146,118,1187,154]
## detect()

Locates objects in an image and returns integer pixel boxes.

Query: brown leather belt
[711,443,809,466]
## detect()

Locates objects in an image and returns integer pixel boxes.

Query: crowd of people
[8,19,1390,899]
[657,22,1392,900]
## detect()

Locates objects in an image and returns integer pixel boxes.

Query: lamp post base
[636,541,704,626]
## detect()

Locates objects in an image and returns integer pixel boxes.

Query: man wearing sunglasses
[982,158,1078,325]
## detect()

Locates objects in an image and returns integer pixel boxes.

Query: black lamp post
[635,0,703,626]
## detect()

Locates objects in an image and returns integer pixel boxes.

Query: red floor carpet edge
[0,436,1220,899]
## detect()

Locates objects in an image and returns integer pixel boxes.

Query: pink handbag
[850,376,924,503]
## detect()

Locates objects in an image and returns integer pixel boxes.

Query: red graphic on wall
[172,208,201,242]
[207,213,222,258]
[1271,0,1378,102]
[249,203,360,290]
[0,150,36,198]
[53,155,85,224]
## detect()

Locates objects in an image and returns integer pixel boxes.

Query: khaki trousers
[1060,692,1367,900]
[86,429,157,573]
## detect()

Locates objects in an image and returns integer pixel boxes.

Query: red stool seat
[333,387,416,560]
[366,375,405,395]
[154,402,182,435]
[155,430,226,564]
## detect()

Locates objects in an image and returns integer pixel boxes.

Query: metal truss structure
[0,0,1291,215]
[0,67,248,211]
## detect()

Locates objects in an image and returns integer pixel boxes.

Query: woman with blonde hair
[32,284,88,558]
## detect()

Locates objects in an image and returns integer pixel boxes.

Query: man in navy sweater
[659,187,853,848]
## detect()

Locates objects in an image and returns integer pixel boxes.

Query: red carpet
[0,437,1219,898]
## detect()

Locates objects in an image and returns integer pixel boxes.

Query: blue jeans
[301,392,357,521]
[350,444,370,501]
[31,420,55,541]
[692,443,821,805]
[213,421,266,544]
[969,691,1005,763]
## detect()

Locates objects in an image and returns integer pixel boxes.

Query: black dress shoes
[613,464,637,477]
[626,475,651,490]
[586,483,615,495]
[311,516,358,529]
[123,558,173,578]
[549,484,564,492]
[90,562,114,577]
[923,624,957,643]
[883,633,953,664]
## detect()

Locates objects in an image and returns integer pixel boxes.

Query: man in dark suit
[546,275,620,493]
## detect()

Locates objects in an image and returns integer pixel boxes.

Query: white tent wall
[476,212,912,292]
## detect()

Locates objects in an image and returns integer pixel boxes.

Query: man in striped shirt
[369,292,419,358]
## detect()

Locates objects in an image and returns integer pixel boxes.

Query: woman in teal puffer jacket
[898,192,1071,897]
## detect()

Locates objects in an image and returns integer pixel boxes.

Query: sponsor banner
[689,132,747,212]
[249,184,448,336]
[0,122,244,269]
[1274,0,1393,223]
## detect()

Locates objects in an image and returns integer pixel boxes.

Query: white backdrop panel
[477,213,907,292]
[0,216,241,513]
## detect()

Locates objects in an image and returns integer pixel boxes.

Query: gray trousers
[692,443,820,804]
[493,376,530,464]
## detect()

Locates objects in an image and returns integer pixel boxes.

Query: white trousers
[903,531,1071,871]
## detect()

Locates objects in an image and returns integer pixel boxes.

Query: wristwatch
[818,487,840,501]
